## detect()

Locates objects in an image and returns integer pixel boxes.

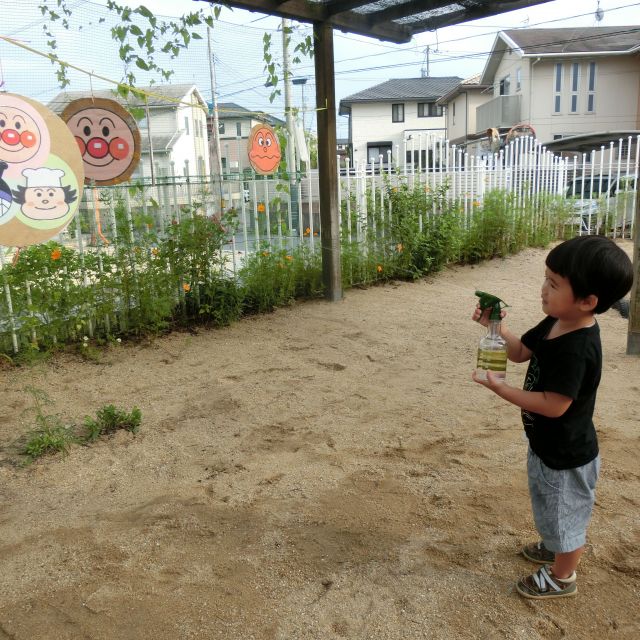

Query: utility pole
[207,26,223,213]
[627,193,640,354]
[282,18,299,232]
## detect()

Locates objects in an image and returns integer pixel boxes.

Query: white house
[49,84,211,181]
[467,26,640,156]
[339,76,462,167]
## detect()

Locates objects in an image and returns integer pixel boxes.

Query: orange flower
[285,255,293,261]
[313,231,318,236]
[257,203,266,213]
[262,251,269,257]
[396,243,403,252]
[183,283,191,292]
[151,247,159,256]
[377,265,383,273]
[473,200,480,207]
[304,227,311,236]
[50,248,62,261]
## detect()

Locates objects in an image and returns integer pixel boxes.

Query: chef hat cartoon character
[12,167,77,221]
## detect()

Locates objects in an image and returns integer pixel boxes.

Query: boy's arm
[472,372,572,418]
[500,325,533,363]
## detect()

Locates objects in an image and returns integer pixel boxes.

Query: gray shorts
[527,448,600,554]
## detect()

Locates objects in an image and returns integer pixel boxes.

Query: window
[184,116,190,135]
[587,62,596,113]
[218,121,225,134]
[418,102,442,117]
[570,63,579,113]
[392,103,404,123]
[553,63,563,113]
[499,75,510,96]
[367,143,392,164]
[236,122,242,137]
[516,68,522,92]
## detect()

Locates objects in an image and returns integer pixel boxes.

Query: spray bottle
[475,290,509,382]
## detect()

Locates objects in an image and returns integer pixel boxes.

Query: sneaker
[522,541,555,564]
[516,564,577,599]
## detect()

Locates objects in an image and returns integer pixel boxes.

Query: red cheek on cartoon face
[67,107,136,182]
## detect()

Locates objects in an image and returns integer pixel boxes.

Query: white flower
[116,338,122,343]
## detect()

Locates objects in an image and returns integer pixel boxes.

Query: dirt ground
[0,242,638,640]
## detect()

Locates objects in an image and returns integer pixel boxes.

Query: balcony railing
[476,95,521,132]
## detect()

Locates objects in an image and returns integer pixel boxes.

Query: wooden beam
[627,190,640,354]
[313,21,343,302]
[363,0,455,25]
[324,0,372,16]
[406,0,555,33]
[210,0,412,43]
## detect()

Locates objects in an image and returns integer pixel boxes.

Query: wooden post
[313,21,343,302]
[627,192,640,354]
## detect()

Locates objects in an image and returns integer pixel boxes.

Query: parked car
[566,174,637,235]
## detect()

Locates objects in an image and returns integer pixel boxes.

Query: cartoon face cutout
[62,98,140,186]
[248,124,281,175]
[0,95,50,175]
[12,167,76,221]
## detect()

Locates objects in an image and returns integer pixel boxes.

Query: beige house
[444,27,640,156]
[339,77,461,167]
[435,74,491,149]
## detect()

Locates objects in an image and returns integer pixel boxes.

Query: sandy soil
[0,243,638,640]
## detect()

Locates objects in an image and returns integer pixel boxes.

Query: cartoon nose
[109,137,130,160]
[42,199,50,204]
[86,137,109,159]
[1,129,20,146]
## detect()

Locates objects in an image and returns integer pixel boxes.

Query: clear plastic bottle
[476,318,507,382]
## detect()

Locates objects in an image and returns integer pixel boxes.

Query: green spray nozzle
[475,290,509,321]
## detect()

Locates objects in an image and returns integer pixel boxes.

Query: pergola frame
[200,0,640,355]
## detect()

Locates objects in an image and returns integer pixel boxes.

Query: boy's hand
[471,305,506,327]
[471,369,504,389]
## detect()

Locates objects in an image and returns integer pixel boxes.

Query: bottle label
[479,349,507,372]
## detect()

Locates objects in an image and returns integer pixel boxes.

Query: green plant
[83,405,142,442]
[22,386,76,460]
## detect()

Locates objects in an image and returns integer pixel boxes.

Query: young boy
[472,235,634,599]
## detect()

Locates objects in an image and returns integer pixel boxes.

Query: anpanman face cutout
[62,98,140,186]
[247,124,281,175]
[0,94,50,176]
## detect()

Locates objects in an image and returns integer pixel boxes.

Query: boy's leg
[551,547,584,579]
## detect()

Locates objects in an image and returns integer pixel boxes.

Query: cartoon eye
[258,136,264,146]
[14,121,21,130]
[265,138,272,147]
[36,190,43,198]
[0,119,5,128]
[83,125,91,136]
[48,190,55,198]
[102,126,110,137]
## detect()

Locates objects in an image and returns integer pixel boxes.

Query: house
[436,74,491,151]
[469,26,640,157]
[49,84,211,181]
[339,76,462,167]
[207,103,285,174]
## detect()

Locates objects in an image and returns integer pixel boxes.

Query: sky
[1,0,639,137]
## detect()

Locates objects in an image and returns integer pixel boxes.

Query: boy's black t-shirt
[520,316,601,470]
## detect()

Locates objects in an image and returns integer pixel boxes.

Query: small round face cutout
[248,124,281,175]
[62,98,140,186]
[0,95,50,176]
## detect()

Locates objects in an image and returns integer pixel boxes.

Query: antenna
[595,0,604,22]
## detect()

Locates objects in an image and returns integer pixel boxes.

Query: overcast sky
[1,0,639,137]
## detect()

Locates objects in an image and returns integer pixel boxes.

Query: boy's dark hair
[546,236,634,314]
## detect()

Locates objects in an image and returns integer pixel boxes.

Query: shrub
[83,405,141,442]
